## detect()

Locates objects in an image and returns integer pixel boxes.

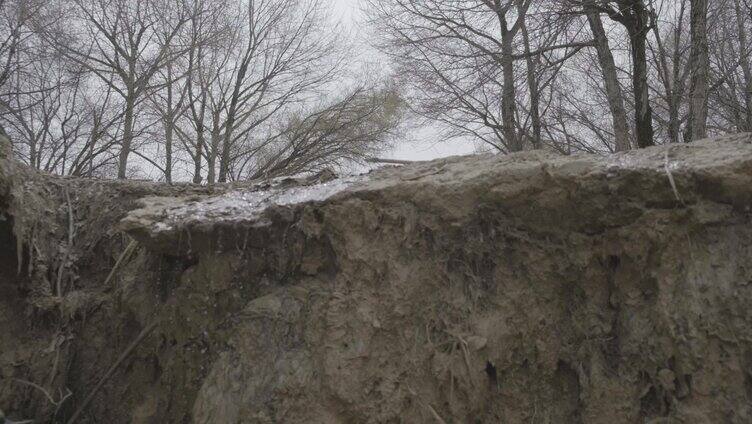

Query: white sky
[331,0,358,26]
[329,0,477,162]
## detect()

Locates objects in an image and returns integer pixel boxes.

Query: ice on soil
[157,176,362,229]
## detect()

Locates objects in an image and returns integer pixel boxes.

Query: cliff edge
[2,134,752,423]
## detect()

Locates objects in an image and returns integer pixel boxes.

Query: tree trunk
[87,116,99,177]
[164,66,174,184]
[668,95,681,143]
[164,119,173,184]
[29,133,37,169]
[187,36,205,184]
[208,118,220,184]
[689,0,709,140]
[500,27,520,152]
[118,93,136,179]
[191,101,208,184]
[587,8,632,151]
[627,21,655,148]
[649,0,688,144]
[187,73,207,184]
[218,118,232,183]
[521,21,541,149]
[218,59,250,182]
[667,23,686,145]
[193,133,203,184]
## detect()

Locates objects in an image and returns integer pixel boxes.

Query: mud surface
[2,134,752,423]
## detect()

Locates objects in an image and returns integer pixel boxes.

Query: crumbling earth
[2,134,752,423]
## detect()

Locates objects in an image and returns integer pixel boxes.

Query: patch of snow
[153,222,173,232]
[666,161,681,171]
[272,177,360,206]
[162,176,362,226]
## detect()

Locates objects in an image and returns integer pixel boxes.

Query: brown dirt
[2,134,752,423]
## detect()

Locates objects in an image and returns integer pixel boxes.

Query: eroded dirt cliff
[2,134,752,423]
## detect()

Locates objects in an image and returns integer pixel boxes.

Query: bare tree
[0,5,124,176]
[367,0,591,153]
[688,0,709,139]
[0,0,48,91]
[708,0,752,133]
[45,0,196,178]
[581,0,632,151]
[584,0,656,148]
[245,84,404,179]
[518,10,587,149]
[179,0,232,183]
[169,0,347,183]
[1,0,744,180]
[212,0,345,182]
[647,0,690,144]
[145,61,187,183]
[733,0,752,131]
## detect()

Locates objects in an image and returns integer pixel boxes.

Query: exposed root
[56,185,76,302]
[11,378,72,413]
[453,334,476,388]
[15,226,22,275]
[66,319,159,424]
[407,386,448,424]
[103,240,138,288]
[664,151,685,205]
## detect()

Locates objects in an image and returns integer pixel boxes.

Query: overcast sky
[331,0,359,27]
[329,0,476,162]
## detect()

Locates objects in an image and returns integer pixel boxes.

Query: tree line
[366,0,749,154]
[1,0,749,181]
[0,0,403,181]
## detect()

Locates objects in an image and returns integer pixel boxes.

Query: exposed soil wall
[2,134,752,423]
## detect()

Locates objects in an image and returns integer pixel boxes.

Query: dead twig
[13,378,57,405]
[66,320,159,424]
[27,228,35,278]
[455,335,476,388]
[11,377,72,414]
[366,157,418,165]
[448,367,454,411]
[45,332,73,390]
[55,185,76,300]
[407,386,448,424]
[0,409,34,424]
[46,337,61,389]
[16,226,23,275]
[103,240,138,287]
